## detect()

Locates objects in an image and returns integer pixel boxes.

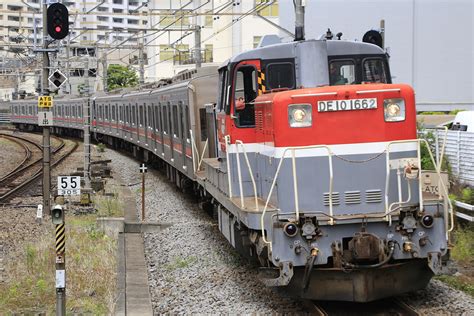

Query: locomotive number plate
[318,98,377,112]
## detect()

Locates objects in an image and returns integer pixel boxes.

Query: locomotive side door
[217,59,262,153]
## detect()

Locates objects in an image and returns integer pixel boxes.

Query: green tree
[107,64,138,91]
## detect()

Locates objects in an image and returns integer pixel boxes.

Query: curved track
[0,134,77,203]
[0,133,42,183]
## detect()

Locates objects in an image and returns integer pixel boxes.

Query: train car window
[266,62,295,90]
[162,104,168,134]
[112,105,116,121]
[233,65,257,127]
[362,58,388,83]
[125,105,129,123]
[199,108,207,141]
[172,105,179,138]
[148,105,153,128]
[106,105,109,121]
[155,103,161,132]
[139,105,144,126]
[179,102,185,139]
[329,60,355,85]
[185,105,190,140]
[132,104,137,125]
[167,103,172,136]
[119,105,123,122]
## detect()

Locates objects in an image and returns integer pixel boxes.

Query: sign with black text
[38,111,53,126]
[57,176,81,196]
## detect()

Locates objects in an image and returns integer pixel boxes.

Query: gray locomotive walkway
[116,183,153,316]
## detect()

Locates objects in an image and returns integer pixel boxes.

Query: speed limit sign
[57,176,81,196]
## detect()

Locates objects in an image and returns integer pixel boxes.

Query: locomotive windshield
[329,56,390,86]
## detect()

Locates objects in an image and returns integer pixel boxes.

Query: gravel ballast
[105,148,474,315]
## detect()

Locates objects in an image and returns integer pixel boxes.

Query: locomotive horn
[294,0,305,41]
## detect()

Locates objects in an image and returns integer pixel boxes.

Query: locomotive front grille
[323,192,340,206]
[344,191,361,204]
[366,189,383,203]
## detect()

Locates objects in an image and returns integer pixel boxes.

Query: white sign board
[38,111,53,126]
[57,176,81,196]
[55,269,65,288]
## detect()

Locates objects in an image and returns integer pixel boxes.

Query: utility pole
[194,0,202,68]
[138,41,145,86]
[194,25,202,68]
[102,51,108,92]
[380,19,385,49]
[42,0,51,216]
[294,0,305,41]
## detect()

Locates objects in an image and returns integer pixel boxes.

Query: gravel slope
[105,149,306,314]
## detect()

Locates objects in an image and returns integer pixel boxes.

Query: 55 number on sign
[57,176,81,196]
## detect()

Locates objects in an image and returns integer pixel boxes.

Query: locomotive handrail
[234,140,259,212]
[261,145,334,251]
[225,135,233,198]
[190,129,208,173]
[384,138,454,236]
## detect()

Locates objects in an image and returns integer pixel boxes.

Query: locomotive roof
[228,39,384,64]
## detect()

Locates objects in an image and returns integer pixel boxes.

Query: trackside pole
[140,163,147,221]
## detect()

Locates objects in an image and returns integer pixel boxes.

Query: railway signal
[47,3,69,40]
[49,69,68,89]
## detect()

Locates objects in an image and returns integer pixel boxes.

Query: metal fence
[432,129,474,186]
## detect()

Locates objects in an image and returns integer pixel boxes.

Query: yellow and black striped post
[257,71,266,95]
[55,224,65,255]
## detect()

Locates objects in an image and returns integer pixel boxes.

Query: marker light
[421,214,434,228]
[384,98,405,122]
[288,104,312,128]
[284,222,298,237]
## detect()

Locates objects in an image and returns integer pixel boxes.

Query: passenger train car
[11,36,453,302]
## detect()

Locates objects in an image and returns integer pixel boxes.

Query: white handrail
[189,129,197,173]
[225,135,233,198]
[260,145,334,250]
[235,140,259,212]
[197,139,208,171]
[385,138,454,235]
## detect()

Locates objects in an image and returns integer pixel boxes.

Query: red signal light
[55,26,62,33]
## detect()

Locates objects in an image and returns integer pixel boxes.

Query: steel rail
[0,138,76,203]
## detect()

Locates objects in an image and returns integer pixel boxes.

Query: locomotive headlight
[384,98,405,122]
[288,104,312,127]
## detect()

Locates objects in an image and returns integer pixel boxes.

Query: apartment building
[146,0,280,80]
[0,0,280,97]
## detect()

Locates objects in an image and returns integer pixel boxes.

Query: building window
[255,0,278,16]
[204,44,213,63]
[113,18,124,23]
[173,44,190,64]
[160,10,189,27]
[204,15,213,28]
[253,36,262,48]
[159,45,174,62]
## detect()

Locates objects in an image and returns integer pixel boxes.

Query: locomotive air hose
[303,248,319,291]
[342,241,396,269]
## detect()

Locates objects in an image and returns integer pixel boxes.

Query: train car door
[178,101,187,172]
[216,59,261,152]
[170,103,178,164]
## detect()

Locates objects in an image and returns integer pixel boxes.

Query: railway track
[304,298,420,315]
[0,133,78,203]
[0,133,42,184]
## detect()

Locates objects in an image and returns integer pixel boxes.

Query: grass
[436,224,474,297]
[165,256,197,271]
[94,191,124,217]
[0,215,117,314]
[435,275,474,297]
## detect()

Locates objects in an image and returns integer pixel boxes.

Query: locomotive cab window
[329,60,355,85]
[266,62,295,90]
[362,58,387,83]
[233,65,257,127]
